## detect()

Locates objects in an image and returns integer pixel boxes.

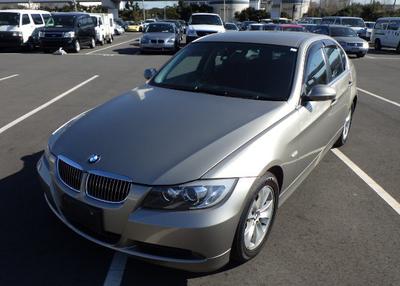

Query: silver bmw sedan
[38,32,357,272]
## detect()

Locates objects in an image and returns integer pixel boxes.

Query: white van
[0,9,51,49]
[89,13,114,45]
[371,17,400,52]
[321,16,366,35]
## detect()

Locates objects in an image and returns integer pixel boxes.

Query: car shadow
[367,49,399,55]
[121,256,240,286]
[0,151,113,286]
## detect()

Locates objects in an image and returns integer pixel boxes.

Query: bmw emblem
[88,154,100,164]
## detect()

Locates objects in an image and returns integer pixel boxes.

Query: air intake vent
[86,173,131,203]
[58,159,83,191]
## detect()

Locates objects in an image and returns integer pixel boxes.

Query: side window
[324,45,345,81]
[78,18,85,28]
[388,20,400,31]
[375,20,388,30]
[99,18,103,26]
[22,14,31,25]
[304,46,328,95]
[31,14,43,25]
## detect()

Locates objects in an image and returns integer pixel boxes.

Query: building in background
[209,0,250,22]
[320,0,350,12]
[281,0,310,20]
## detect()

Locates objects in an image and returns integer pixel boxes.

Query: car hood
[142,32,175,40]
[189,24,225,32]
[51,85,289,185]
[0,25,19,32]
[334,36,365,43]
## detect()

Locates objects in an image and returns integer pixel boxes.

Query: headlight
[142,179,236,210]
[44,144,56,165]
[167,38,175,43]
[141,37,149,44]
[12,31,22,37]
[187,29,197,36]
[362,41,369,48]
[63,31,75,38]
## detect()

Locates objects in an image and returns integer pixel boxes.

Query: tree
[234,7,270,22]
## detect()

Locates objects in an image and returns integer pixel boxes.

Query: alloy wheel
[243,185,275,250]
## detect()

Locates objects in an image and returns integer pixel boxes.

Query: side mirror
[144,68,157,80]
[304,85,336,102]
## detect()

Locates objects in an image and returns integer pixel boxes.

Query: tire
[231,172,279,263]
[396,41,400,54]
[99,37,104,46]
[333,104,354,148]
[356,52,365,58]
[89,37,96,49]
[108,35,113,44]
[73,40,80,53]
[375,39,381,51]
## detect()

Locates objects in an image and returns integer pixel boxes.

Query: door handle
[348,80,353,86]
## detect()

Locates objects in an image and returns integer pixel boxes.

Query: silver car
[38,32,357,272]
[140,22,180,53]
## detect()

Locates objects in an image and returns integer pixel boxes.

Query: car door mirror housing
[304,85,336,102]
[144,68,157,80]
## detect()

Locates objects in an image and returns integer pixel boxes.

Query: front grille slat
[87,173,131,203]
[58,159,83,192]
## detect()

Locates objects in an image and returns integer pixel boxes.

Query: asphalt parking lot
[0,33,399,286]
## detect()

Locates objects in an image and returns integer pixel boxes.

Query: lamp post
[223,0,226,22]
[142,0,146,21]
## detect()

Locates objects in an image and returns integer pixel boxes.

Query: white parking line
[332,148,400,216]
[366,56,400,60]
[103,252,128,286]
[0,74,19,81]
[0,75,98,135]
[86,38,139,55]
[357,87,400,108]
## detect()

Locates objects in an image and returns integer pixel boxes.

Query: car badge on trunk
[88,154,100,164]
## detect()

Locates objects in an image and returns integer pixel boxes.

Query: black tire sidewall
[231,172,279,263]
[375,39,381,51]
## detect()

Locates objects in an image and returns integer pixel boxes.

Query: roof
[197,31,328,47]
[191,13,220,16]
[51,12,89,16]
[0,9,50,13]
[278,24,303,27]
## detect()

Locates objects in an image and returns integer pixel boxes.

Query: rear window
[321,18,335,24]
[0,12,20,26]
[31,14,43,25]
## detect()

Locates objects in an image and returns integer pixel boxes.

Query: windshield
[365,22,375,28]
[48,15,75,28]
[250,25,264,30]
[342,18,365,27]
[282,26,305,31]
[330,27,357,37]
[190,15,222,26]
[145,23,174,33]
[151,42,297,101]
[321,18,335,24]
[225,23,237,30]
[313,25,329,35]
[0,12,20,26]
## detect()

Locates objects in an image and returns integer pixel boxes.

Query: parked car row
[0,9,129,53]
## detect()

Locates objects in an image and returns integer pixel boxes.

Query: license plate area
[61,195,103,234]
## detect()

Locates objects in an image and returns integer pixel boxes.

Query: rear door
[387,19,400,48]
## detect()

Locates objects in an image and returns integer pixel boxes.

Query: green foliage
[334,2,400,21]
[234,7,270,22]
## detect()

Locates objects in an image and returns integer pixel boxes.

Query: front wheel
[396,41,400,54]
[73,40,80,53]
[231,173,278,263]
[356,52,365,58]
[333,105,354,148]
[375,39,381,51]
[89,37,96,49]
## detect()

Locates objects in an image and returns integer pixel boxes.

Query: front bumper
[37,155,254,272]
[140,43,175,52]
[40,38,75,50]
[342,45,369,55]
[0,35,23,48]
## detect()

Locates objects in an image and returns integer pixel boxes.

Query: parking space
[0,35,399,286]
